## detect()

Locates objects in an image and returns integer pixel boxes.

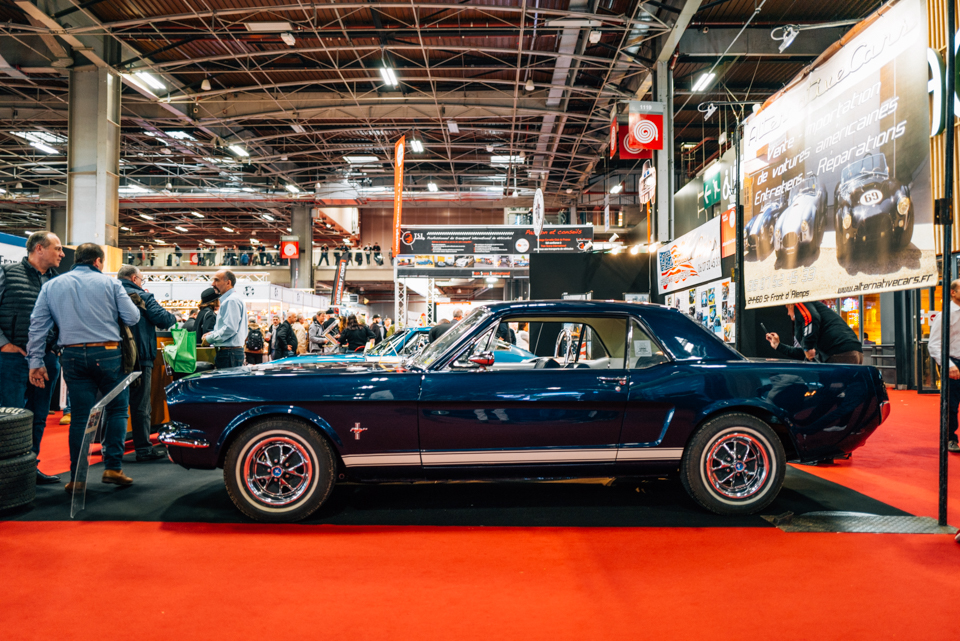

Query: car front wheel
[224,419,336,522]
[680,413,785,515]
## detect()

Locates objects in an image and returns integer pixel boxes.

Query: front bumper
[158,422,217,469]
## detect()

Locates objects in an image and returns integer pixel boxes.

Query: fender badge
[350,422,368,440]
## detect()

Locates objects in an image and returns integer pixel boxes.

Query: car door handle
[597,376,627,388]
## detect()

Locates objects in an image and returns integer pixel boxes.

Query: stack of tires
[0,408,37,511]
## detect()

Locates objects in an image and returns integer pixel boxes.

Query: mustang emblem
[350,423,368,440]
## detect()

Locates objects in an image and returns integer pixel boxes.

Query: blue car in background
[162,301,888,523]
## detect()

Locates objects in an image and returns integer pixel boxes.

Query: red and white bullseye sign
[627,112,663,151]
[280,240,299,259]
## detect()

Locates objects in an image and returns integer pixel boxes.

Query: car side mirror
[468,351,495,368]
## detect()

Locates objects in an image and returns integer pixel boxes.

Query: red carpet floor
[4,390,959,639]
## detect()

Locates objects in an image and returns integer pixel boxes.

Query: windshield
[412,307,492,368]
[841,153,888,183]
[367,329,408,356]
[789,178,817,203]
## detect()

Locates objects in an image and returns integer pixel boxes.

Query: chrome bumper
[158,423,211,449]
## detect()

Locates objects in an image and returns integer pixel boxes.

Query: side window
[629,320,669,369]
[448,327,496,368]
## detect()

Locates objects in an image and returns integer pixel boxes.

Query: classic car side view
[161,301,889,523]
[835,152,913,260]
[773,175,827,262]
[745,200,784,259]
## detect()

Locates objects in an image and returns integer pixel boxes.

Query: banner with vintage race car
[741,0,936,309]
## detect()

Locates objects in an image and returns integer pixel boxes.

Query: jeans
[61,346,130,478]
[949,359,960,443]
[128,364,154,455]
[0,350,60,457]
[215,347,244,369]
[319,254,329,266]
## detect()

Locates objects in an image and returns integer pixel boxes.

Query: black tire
[896,212,914,251]
[836,224,849,261]
[0,407,33,460]
[223,419,336,522]
[680,413,785,515]
[0,451,37,511]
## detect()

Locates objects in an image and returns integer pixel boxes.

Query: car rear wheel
[680,413,785,515]
[223,419,336,522]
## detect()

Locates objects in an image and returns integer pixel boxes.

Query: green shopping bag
[163,328,197,374]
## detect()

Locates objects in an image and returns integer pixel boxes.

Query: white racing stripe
[342,453,422,467]
[616,448,684,461]
[343,448,685,467]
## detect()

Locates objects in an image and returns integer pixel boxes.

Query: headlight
[800,220,809,234]
[842,214,852,230]
[897,196,911,216]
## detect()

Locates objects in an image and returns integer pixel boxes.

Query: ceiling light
[491,155,525,164]
[223,226,234,232]
[165,182,172,189]
[486,145,494,152]
[609,233,619,243]
[15,182,22,190]
[245,21,293,32]
[379,66,399,87]
[204,238,216,244]
[155,239,167,245]
[776,25,800,52]
[175,226,188,232]
[427,181,438,192]
[344,155,380,164]
[648,241,660,252]
[280,155,288,161]
[0,188,6,194]
[285,184,300,193]
[752,103,762,114]
[191,211,204,218]
[589,30,602,44]
[524,78,535,91]
[139,213,154,220]
[629,245,641,255]
[610,182,623,195]
[704,103,717,120]
[250,238,259,244]
[228,145,249,157]
[135,71,165,90]
[262,214,275,221]
[447,120,459,134]
[566,188,573,194]
[30,142,57,154]
[485,277,498,284]
[610,245,623,254]
[120,226,131,231]
[691,72,715,92]
[410,139,424,153]
[290,124,305,134]
[287,227,292,232]
[200,78,211,91]
[280,32,296,47]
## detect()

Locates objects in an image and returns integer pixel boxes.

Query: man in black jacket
[0,232,64,484]
[370,314,385,344]
[765,301,863,364]
[274,310,299,359]
[118,265,178,461]
[429,309,462,343]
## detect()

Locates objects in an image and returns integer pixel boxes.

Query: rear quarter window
[639,308,740,362]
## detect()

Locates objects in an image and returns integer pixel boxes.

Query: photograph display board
[664,277,736,344]
[398,225,592,255]
[656,217,722,294]
[742,0,936,309]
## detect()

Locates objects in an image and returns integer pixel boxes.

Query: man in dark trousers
[203,270,248,369]
[273,310,299,359]
[928,279,960,453]
[369,314,385,344]
[28,243,141,491]
[118,264,177,461]
[0,231,65,484]
[765,302,863,364]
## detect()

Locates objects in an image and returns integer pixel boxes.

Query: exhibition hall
[1,0,959,638]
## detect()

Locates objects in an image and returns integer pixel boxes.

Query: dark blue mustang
[161,301,889,522]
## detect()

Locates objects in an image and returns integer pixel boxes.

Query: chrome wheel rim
[243,437,313,507]
[705,431,770,499]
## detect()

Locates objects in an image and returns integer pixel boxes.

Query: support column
[49,208,67,240]
[291,205,314,290]
[655,61,674,242]
[67,67,121,246]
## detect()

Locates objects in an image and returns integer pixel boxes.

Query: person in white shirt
[927,278,960,453]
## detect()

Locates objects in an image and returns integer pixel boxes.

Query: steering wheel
[554,328,574,366]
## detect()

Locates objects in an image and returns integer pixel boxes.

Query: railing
[123,247,393,269]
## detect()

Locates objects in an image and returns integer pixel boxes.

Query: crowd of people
[123,242,392,269]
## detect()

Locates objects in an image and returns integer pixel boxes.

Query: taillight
[879,400,891,424]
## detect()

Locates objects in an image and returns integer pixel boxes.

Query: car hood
[776,197,817,231]
[839,176,887,203]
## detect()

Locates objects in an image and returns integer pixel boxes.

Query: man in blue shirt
[0,231,65,485]
[118,264,177,461]
[203,269,248,369]
[28,243,141,492]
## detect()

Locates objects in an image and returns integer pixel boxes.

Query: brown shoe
[101,469,133,486]
[64,481,85,494]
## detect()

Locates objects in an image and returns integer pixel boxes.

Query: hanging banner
[720,207,737,258]
[331,255,348,305]
[533,188,545,236]
[398,225,593,255]
[392,135,406,260]
[280,236,299,259]
[657,217,722,294]
[627,101,664,151]
[618,124,654,160]
[610,113,618,158]
[742,0,935,309]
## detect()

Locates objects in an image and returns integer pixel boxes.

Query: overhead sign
[280,237,299,259]
[532,188,544,236]
[331,255,348,305]
[703,164,721,208]
[609,112,618,158]
[392,135,405,261]
[398,225,593,255]
[657,217,722,294]
[627,101,665,152]
[618,124,654,160]
[742,0,935,309]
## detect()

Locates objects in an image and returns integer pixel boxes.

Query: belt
[217,346,243,350]
[64,342,119,348]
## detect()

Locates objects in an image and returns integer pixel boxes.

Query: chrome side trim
[421,448,617,466]
[159,431,211,449]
